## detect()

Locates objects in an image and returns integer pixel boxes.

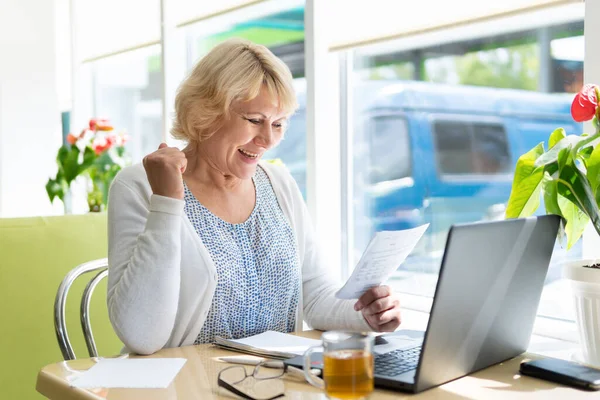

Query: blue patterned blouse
[184,166,301,344]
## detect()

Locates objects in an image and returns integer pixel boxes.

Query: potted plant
[46,118,129,213]
[506,84,600,365]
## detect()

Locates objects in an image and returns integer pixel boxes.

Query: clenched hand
[143,143,188,200]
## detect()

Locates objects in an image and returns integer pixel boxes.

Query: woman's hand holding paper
[354,285,402,332]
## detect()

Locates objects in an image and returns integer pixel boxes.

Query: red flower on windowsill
[92,133,116,155]
[89,118,113,131]
[46,118,130,213]
[66,133,77,145]
[571,84,599,122]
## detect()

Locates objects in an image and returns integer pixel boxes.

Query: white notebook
[214,331,321,359]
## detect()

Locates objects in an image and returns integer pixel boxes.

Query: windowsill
[399,307,581,364]
[396,292,582,363]
[390,277,580,340]
[527,334,581,361]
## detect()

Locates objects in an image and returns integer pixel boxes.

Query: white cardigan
[107,161,370,355]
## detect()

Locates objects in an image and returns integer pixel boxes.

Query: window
[345,13,584,331]
[265,110,307,196]
[266,111,306,164]
[433,121,511,176]
[90,45,163,162]
[368,116,411,184]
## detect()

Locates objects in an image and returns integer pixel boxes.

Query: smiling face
[199,86,289,180]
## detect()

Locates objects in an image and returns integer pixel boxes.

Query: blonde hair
[171,38,298,143]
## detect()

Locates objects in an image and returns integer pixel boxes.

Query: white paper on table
[70,358,187,389]
[335,224,430,300]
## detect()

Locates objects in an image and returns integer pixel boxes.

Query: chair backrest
[54,258,109,360]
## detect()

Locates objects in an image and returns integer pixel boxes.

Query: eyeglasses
[217,361,286,400]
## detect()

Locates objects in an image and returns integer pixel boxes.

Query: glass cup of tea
[303,331,375,400]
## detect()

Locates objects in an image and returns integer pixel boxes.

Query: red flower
[89,118,113,131]
[92,134,115,155]
[66,133,77,145]
[571,84,599,122]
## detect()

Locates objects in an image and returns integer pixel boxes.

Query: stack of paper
[214,331,321,359]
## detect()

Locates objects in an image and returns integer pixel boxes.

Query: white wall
[0,0,63,217]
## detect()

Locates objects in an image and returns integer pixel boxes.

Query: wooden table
[37,330,600,399]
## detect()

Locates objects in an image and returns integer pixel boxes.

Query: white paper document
[223,330,321,356]
[70,358,186,389]
[335,224,430,300]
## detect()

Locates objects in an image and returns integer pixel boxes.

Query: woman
[107,38,401,355]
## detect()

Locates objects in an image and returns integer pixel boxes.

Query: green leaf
[557,195,589,250]
[571,129,600,160]
[56,145,69,168]
[506,143,545,218]
[557,147,571,172]
[587,144,600,194]
[542,175,569,245]
[46,179,58,202]
[45,178,65,203]
[542,174,562,216]
[79,146,96,174]
[549,128,566,149]
[62,146,81,184]
[556,163,600,239]
[534,135,580,168]
[579,146,594,161]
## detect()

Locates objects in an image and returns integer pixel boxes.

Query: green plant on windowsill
[506,84,600,250]
[506,83,600,367]
[46,118,130,213]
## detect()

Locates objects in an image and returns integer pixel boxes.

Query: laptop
[285,215,560,393]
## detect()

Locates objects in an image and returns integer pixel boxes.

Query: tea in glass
[303,331,375,400]
[323,349,374,399]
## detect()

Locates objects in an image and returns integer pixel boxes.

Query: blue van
[265,80,581,252]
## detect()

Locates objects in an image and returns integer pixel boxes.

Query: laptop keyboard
[374,346,422,377]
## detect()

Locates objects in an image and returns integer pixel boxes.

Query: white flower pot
[563,259,600,366]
